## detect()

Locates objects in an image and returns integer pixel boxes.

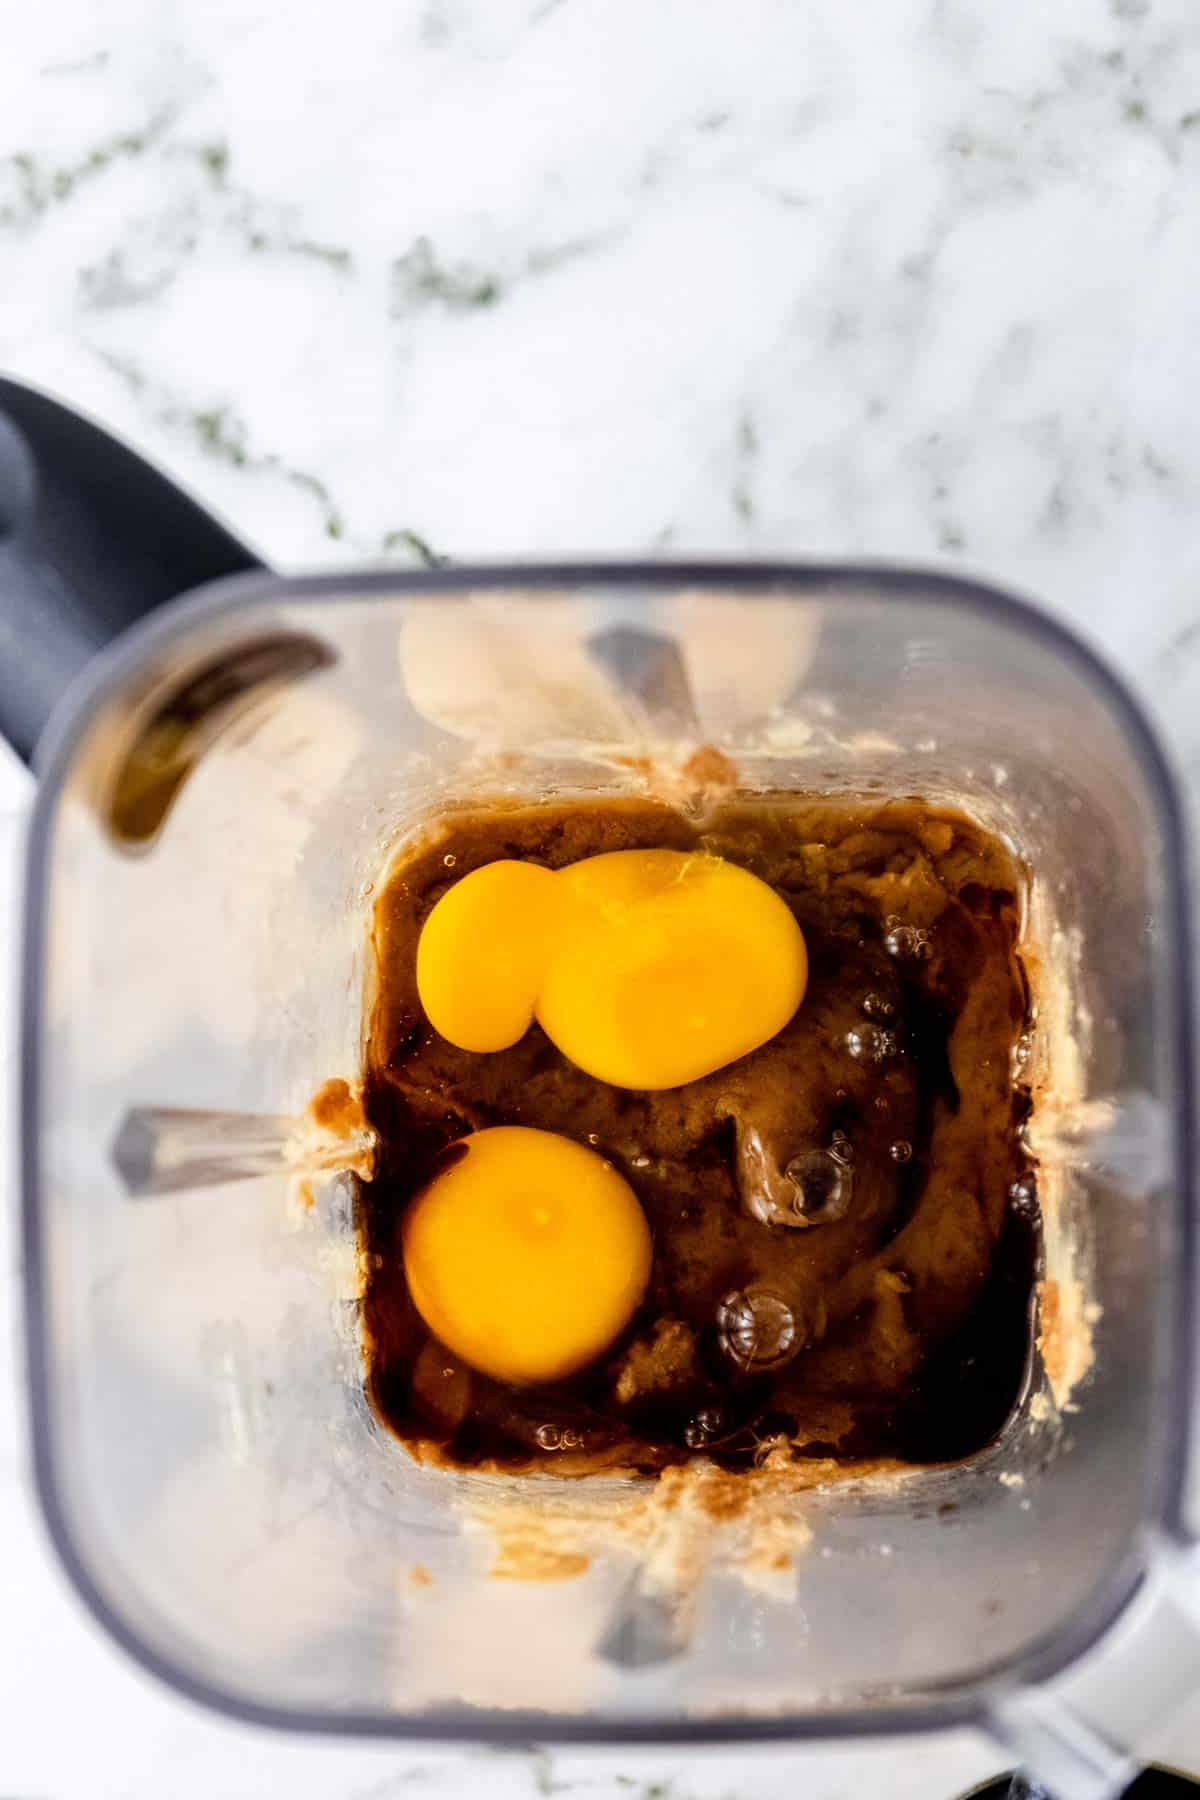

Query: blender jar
[19,563,1195,1771]
[3,379,1195,1794]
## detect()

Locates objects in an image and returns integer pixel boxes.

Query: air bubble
[683,1407,725,1450]
[884,918,932,961]
[846,1025,898,1063]
[718,1286,799,1371]
[861,992,896,1021]
[741,1126,856,1229]
[535,1422,584,1452]
[442,853,457,868]
[1009,1176,1038,1216]
[587,1133,599,1146]
[632,1154,650,1169]
[1012,1033,1034,1077]
[889,1140,913,1164]
[784,1147,852,1224]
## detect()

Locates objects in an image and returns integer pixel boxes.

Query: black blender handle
[0,376,264,765]
[962,1766,1200,1797]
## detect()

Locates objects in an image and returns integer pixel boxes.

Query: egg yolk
[415,858,559,1054]
[402,1126,652,1384]
[541,850,806,1089]
[415,848,807,1090]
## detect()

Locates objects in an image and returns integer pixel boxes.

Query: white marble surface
[3,0,1200,1793]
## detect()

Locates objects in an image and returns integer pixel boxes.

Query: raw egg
[415,848,807,1090]
[415,859,558,1053]
[540,849,806,1089]
[402,1126,652,1384]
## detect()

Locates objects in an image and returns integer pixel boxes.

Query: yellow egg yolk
[401,1126,652,1384]
[415,848,807,1090]
[415,858,559,1054]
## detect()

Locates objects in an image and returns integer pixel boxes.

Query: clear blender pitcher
[2,378,1195,1796]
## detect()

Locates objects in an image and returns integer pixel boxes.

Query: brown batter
[358,795,1035,1476]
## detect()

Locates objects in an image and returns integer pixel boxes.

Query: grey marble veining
[2,2,1200,1795]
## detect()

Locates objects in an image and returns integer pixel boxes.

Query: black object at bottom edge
[961,1767,1200,1799]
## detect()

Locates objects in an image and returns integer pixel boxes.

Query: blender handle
[0,376,264,766]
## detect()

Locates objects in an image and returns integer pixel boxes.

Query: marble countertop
[3,0,1200,1793]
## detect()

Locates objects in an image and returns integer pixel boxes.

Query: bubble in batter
[884,917,933,961]
[535,1423,585,1451]
[784,1147,853,1223]
[683,1406,726,1450]
[718,1286,799,1371]
[846,1024,899,1063]
[1009,1176,1038,1216]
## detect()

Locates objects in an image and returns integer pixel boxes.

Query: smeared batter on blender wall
[357,795,1035,1475]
